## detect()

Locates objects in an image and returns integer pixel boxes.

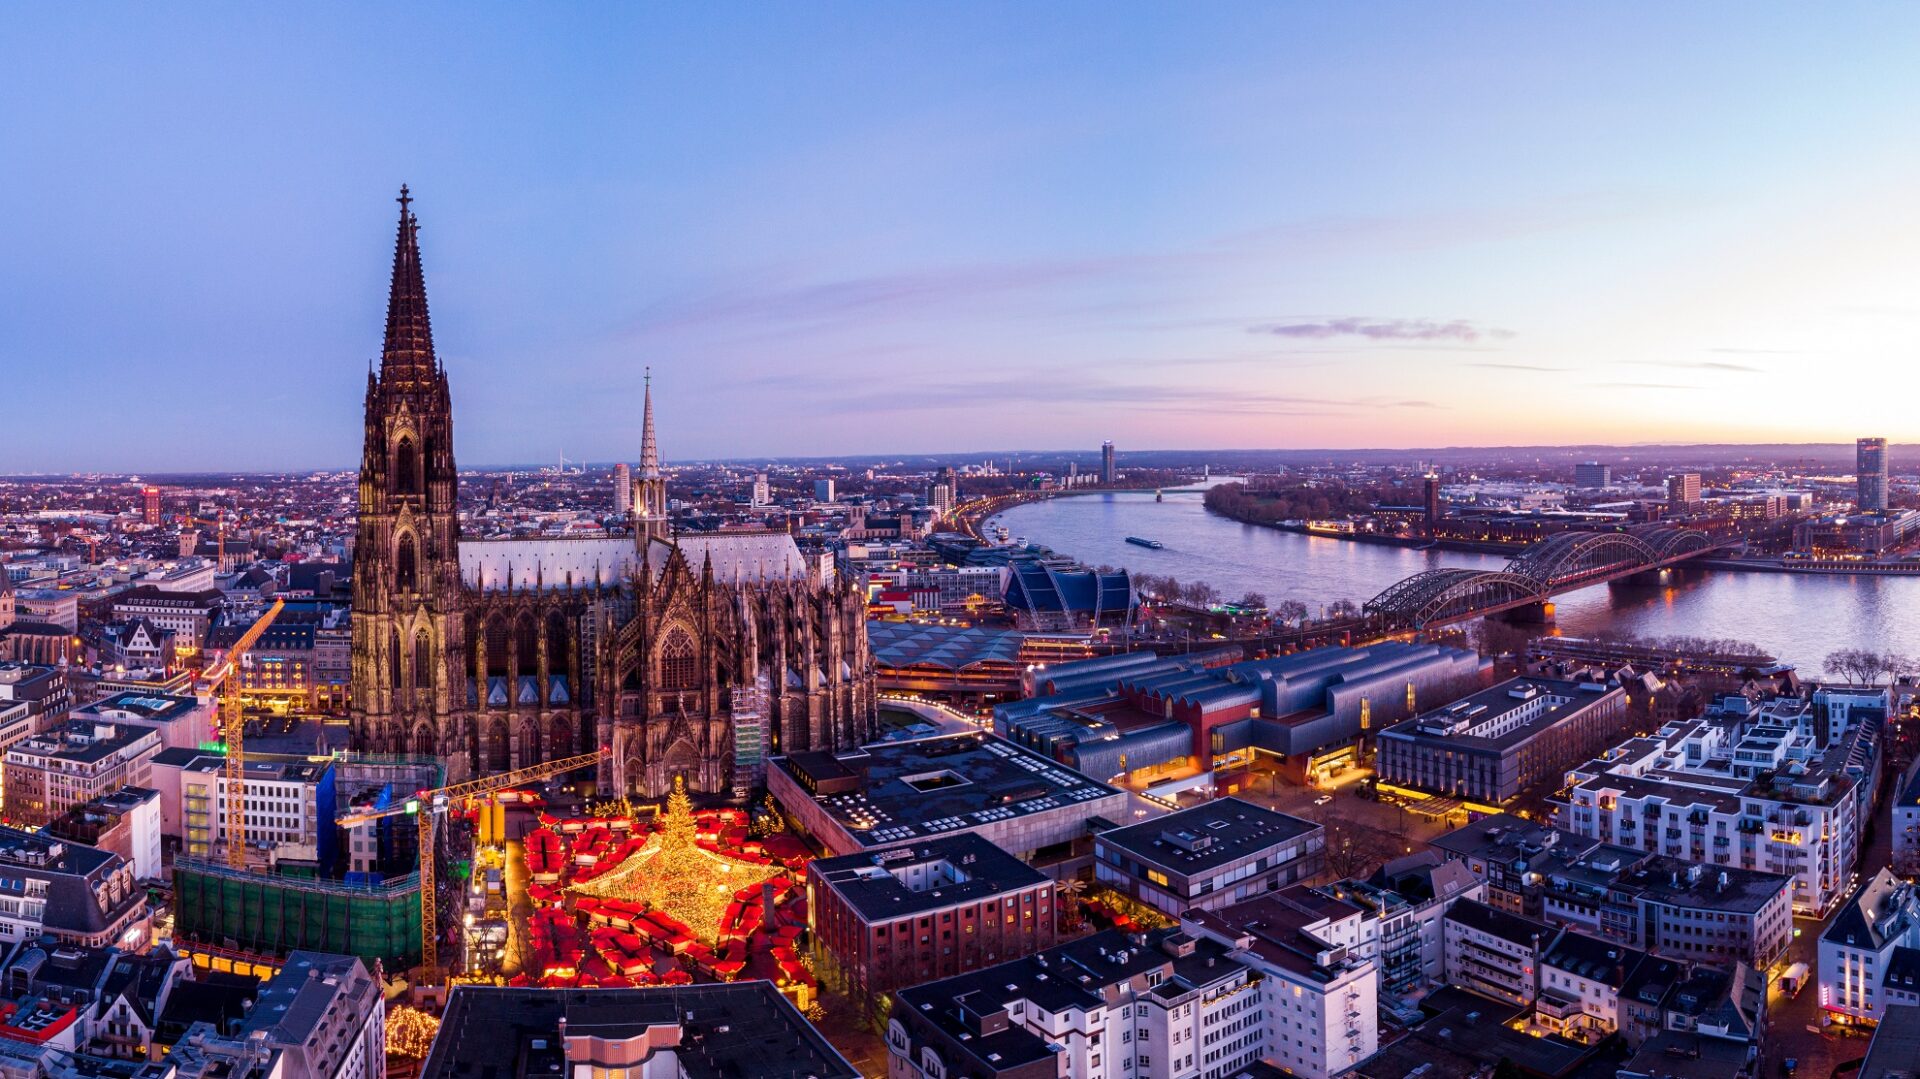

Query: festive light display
[569,776,784,943]
[384,1005,440,1060]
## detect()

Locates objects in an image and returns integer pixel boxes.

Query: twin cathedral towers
[348,189,876,797]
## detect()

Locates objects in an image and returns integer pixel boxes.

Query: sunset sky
[7,5,1920,470]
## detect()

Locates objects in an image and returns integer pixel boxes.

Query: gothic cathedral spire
[634,367,670,545]
[351,187,468,768]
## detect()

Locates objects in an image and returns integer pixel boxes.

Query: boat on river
[1125,536,1164,549]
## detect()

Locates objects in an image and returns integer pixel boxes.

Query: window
[659,630,700,690]
[395,534,417,592]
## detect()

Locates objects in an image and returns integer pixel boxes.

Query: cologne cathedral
[349,190,876,797]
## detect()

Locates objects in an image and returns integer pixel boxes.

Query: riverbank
[1695,556,1920,576]
[1206,505,1524,557]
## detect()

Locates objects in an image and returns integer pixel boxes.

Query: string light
[385,1006,440,1060]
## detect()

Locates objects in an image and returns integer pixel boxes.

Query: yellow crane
[336,749,605,977]
[203,597,286,868]
[179,513,232,567]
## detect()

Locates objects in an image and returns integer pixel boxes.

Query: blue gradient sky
[7,6,1920,470]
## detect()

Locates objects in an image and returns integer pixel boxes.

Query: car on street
[1314,795,1334,805]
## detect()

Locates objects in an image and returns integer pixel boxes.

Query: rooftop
[867,621,1026,671]
[811,832,1047,922]
[1381,677,1619,752]
[1095,797,1320,877]
[422,982,858,1079]
[776,732,1121,848]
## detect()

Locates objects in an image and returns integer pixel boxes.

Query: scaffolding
[172,857,423,970]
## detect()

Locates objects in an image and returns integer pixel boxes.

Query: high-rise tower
[351,187,468,761]
[633,370,670,545]
[1858,437,1889,512]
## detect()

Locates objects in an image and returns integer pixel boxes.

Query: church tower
[351,187,468,762]
[633,369,670,546]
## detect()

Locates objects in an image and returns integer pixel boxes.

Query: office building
[74,692,212,755]
[770,733,1126,860]
[611,462,631,517]
[750,472,770,508]
[109,588,223,652]
[0,827,149,949]
[1573,462,1612,488]
[808,833,1056,997]
[1093,798,1324,914]
[927,482,953,518]
[1858,436,1889,511]
[1793,509,1920,558]
[1100,440,1116,485]
[141,487,162,526]
[889,928,1274,1079]
[1558,690,1886,915]
[1666,472,1702,508]
[1375,678,1627,805]
[3,721,162,829]
[0,662,71,728]
[149,749,338,870]
[814,478,836,502]
[423,983,857,1079]
[1818,869,1920,1026]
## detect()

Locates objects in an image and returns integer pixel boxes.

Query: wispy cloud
[1623,359,1763,373]
[1250,317,1513,343]
[1464,362,1564,372]
[1709,348,1799,355]
[1589,381,1699,390]
[738,370,1441,417]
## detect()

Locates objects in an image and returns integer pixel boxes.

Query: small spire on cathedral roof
[639,366,661,480]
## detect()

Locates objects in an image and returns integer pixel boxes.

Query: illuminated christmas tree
[570,775,784,942]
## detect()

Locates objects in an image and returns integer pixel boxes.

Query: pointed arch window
[394,437,419,495]
[414,629,433,691]
[659,629,700,690]
[395,534,418,592]
[390,629,404,689]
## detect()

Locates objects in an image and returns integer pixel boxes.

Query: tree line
[1202,479,1417,526]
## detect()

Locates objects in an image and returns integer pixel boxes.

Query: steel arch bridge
[1364,526,1717,629]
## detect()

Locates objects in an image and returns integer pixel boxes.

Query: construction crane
[203,598,286,868]
[336,749,606,978]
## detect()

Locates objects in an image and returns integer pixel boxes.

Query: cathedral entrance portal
[660,738,699,797]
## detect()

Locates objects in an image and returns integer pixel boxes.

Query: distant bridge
[1364,527,1721,630]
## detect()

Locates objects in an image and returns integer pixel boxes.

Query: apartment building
[1557,690,1884,915]
[0,828,149,949]
[240,952,384,1079]
[888,928,1270,1079]
[1443,899,1556,1008]
[1818,869,1920,1027]
[1893,756,1920,877]
[1432,813,1793,969]
[1184,897,1382,1077]
[3,722,161,829]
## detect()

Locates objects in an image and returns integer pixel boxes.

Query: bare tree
[1275,600,1309,626]
[1235,591,1268,612]
[1326,598,1362,620]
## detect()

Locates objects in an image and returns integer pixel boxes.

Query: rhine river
[987,488,1920,673]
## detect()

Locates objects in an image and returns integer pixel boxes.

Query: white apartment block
[1893,758,1920,877]
[1818,869,1920,1026]
[1444,899,1554,1009]
[1558,690,1884,916]
[889,928,1282,1079]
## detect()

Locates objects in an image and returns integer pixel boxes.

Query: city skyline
[11,6,1920,470]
